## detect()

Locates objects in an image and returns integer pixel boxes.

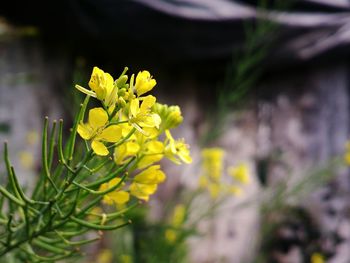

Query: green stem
[58,119,75,173]
[10,167,49,205]
[67,95,90,161]
[108,127,136,149]
[42,117,59,193]
[48,120,57,170]
[0,186,25,207]
[72,172,127,195]
[70,216,131,230]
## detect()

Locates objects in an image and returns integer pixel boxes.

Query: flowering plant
[0,67,191,262]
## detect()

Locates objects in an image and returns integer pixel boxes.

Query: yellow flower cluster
[75,67,192,205]
[198,148,250,198]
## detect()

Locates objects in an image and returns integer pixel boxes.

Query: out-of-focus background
[1,1,350,262]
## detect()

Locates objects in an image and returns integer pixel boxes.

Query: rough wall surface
[155,64,350,262]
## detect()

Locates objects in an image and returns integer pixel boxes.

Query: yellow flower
[76,67,118,108]
[129,183,158,201]
[129,165,166,201]
[311,253,325,263]
[171,204,186,226]
[165,229,177,244]
[164,130,192,164]
[99,178,130,206]
[135,70,156,96]
[228,163,250,184]
[201,148,224,181]
[114,141,140,165]
[344,141,350,165]
[19,151,34,169]
[120,254,132,263]
[77,107,122,156]
[165,204,186,243]
[134,165,166,185]
[344,152,350,165]
[137,140,164,169]
[128,95,161,134]
[96,249,113,263]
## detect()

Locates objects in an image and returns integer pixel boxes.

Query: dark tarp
[1,0,350,67]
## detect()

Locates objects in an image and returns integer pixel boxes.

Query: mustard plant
[0,66,191,262]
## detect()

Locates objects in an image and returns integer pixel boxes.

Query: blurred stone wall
[154,64,350,263]
[0,35,66,187]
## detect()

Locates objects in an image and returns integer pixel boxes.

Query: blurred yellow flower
[311,253,325,263]
[77,107,122,156]
[165,229,177,244]
[120,254,133,263]
[19,151,34,169]
[96,249,113,263]
[165,204,186,243]
[344,141,350,165]
[172,204,186,226]
[201,148,224,181]
[228,163,250,184]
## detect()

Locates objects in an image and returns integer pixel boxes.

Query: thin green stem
[0,186,25,207]
[72,172,128,195]
[108,127,136,149]
[42,117,59,193]
[70,216,131,230]
[48,120,57,170]
[67,95,90,161]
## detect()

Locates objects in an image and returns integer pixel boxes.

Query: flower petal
[134,165,166,184]
[99,125,122,143]
[89,67,106,99]
[130,98,140,117]
[137,155,163,169]
[77,123,93,140]
[89,107,108,129]
[130,183,157,201]
[91,140,109,156]
[140,95,156,112]
[108,191,130,205]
